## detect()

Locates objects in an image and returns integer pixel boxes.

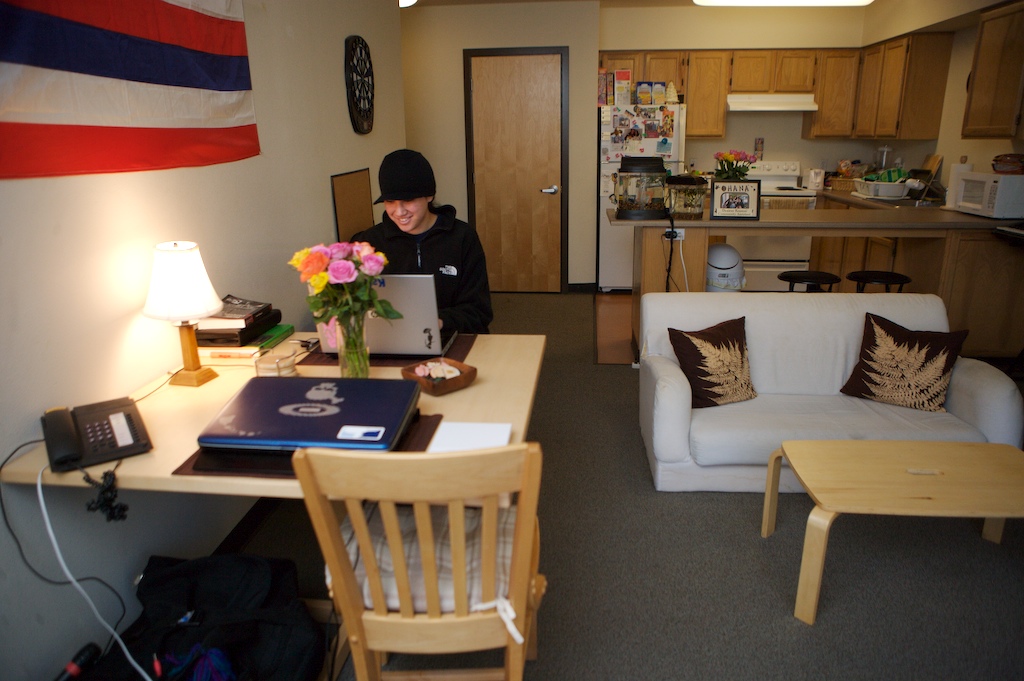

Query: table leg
[794,505,840,625]
[981,517,1006,543]
[761,448,785,538]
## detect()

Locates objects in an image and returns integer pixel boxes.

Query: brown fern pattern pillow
[668,317,757,408]
[841,313,968,412]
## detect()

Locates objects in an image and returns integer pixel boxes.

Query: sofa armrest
[945,357,1024,448]
[639,354,693,465]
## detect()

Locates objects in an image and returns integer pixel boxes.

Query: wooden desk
[761,440,1024,625]
[1,333,546,499]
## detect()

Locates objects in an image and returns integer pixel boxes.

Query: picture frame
[710,179,761,220]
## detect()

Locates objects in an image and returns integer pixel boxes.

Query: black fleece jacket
[352,205,493,334]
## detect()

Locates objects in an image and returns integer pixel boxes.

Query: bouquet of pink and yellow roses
[289,241,401,377]
[713,150,758,180]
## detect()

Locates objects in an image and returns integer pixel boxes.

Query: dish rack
[852,178,910,198]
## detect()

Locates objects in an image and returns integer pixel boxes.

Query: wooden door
[875,38,909,138]
[731,50,774,92]
[774,50,816,92]
[467,51,565,292]
[686,51,731,137]
[803,49,859,137]
[962,1,1024,137]
[644,51,686,93]
[854,44,884,137]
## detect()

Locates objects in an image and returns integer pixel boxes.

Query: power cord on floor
[37,465,154,681]
[0,441,127,655]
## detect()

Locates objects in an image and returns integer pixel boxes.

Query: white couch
[638,292,1024,492]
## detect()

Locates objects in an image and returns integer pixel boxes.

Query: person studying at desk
[353,149,493,334]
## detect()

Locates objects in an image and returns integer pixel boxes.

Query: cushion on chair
[841,313,968,412]
[668,317,758,408]
[335,504,516,612]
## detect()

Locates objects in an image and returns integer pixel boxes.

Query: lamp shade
[399,0,417,7]
[142,241,223,323]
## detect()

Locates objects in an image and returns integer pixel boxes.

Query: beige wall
[0,2,405,678]
[401,1,601,285]
[863,0,1006,42]
[600,6,865,49]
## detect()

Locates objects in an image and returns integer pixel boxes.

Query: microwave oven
[955,171,1024,219]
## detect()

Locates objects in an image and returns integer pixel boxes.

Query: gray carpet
[243,292,1024,680]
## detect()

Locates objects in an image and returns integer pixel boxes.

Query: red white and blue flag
[0,0,260,179]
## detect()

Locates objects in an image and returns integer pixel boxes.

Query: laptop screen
[318,274,454,357]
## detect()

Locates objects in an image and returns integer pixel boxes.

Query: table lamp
[143,241,224,387]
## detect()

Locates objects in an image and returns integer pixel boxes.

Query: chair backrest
[292,442,543,660]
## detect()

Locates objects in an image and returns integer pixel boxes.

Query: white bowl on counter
[852,178,910,198]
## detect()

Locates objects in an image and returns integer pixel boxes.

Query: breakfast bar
[617,205,1024,358]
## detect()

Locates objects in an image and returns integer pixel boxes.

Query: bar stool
[846,270,911,292]
[777,270,841,292]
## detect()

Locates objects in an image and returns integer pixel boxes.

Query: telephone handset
[41,397,152,472]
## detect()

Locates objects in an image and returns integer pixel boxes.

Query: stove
[726,160,816,291]
[747,161,818,200]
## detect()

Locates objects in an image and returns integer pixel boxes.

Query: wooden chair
[293,443,546,681]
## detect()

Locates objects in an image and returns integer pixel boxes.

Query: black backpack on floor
[82,554,325,681]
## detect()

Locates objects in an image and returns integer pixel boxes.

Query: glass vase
[334,313,370,379]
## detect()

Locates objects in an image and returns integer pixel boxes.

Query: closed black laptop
[197,377,420,452]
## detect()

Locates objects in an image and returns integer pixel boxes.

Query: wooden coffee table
[761,440,1024,625]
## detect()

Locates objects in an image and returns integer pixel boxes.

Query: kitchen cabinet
[962,1,1024,138]
[853,43,885,137]
[686,51,731,137]
[853,33,953,139]
[600,49,729,137]
[802,49,860,138]
[599,51,686,97]
[644,51,686,93]
[731,50,815,93]
[940,231,1024,357]
[600,51,643,81]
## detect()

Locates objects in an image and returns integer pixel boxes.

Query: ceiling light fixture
[693,0,873,6]
[399,0,417,7]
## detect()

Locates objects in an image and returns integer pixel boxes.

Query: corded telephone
[41,397,152,472]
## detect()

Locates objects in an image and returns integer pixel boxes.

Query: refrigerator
[598,103,685,291]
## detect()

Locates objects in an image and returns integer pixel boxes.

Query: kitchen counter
[817,189,945,210]
[613,208,1024,359]
[610,205,1010,232]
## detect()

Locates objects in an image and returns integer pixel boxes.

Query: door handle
[540,185,559,195]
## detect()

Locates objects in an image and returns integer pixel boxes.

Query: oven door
[761,195,817,209]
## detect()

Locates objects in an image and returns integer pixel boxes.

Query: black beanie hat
[374,149,436,203]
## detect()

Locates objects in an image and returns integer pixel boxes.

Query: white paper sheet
[426,422,512,452]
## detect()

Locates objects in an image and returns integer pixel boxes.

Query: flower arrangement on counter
[713,150,758,180]
[288,241,402,378]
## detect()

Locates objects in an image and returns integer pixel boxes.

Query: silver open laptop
[318,274,455,357]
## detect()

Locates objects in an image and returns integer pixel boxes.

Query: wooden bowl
[401,358,477,396]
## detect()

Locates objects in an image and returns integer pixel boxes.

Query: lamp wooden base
[170,366,219,387]
[173,323,218,387]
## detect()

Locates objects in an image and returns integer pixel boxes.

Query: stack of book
[197,295,294,358]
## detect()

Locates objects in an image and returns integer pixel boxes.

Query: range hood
[727,94,819,112]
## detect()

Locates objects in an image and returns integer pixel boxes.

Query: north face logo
[439,265,458,276]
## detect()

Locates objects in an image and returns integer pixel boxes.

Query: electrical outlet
[663,229,685,241]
